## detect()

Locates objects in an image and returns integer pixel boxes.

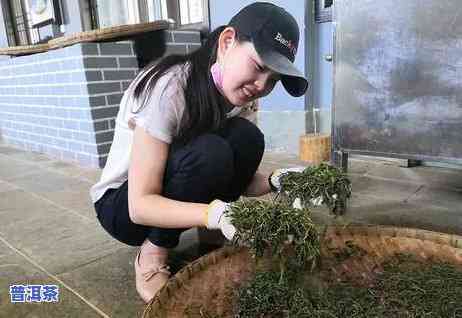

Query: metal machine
[332,0,462,170]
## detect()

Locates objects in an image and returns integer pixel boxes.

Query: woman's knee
[190,134,234,177]
[168,134,234,185]
[224,117,265,168]
[228,117,265,155]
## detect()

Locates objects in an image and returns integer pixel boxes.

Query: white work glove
[269,167,306,192]
[291,196,323,210]
[269,167,325,209]
[204,199,236,241]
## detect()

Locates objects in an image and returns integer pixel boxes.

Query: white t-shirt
[90,63,257,204]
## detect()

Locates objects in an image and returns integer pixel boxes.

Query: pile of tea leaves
[183,197,320,318]
[227,199,320,270]
[235,254,462,317]
[278,163,351,215]
[216,165,461,317]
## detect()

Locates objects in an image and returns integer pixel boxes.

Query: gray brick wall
[0,29,201,168]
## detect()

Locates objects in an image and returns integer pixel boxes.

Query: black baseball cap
[229,2,308,97]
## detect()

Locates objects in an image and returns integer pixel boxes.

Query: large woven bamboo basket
[143,225,462,318]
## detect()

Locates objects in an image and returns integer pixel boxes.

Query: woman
[90,2,308,303]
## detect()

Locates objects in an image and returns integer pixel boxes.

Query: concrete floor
[0,142,461,317]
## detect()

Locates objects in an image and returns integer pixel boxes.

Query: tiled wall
[0,30,201,168]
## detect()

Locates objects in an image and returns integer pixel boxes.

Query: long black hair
[131,26,247,145]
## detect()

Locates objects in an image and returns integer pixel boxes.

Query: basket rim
[143,224,462,317]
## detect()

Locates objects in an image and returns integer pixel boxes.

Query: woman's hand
[204,200,236,241]
[268,167,306,192]
[269,167,324,209]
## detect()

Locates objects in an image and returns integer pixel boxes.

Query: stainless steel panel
[332,0,462,162]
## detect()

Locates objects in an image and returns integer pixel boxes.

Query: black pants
[94,117,265,248]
